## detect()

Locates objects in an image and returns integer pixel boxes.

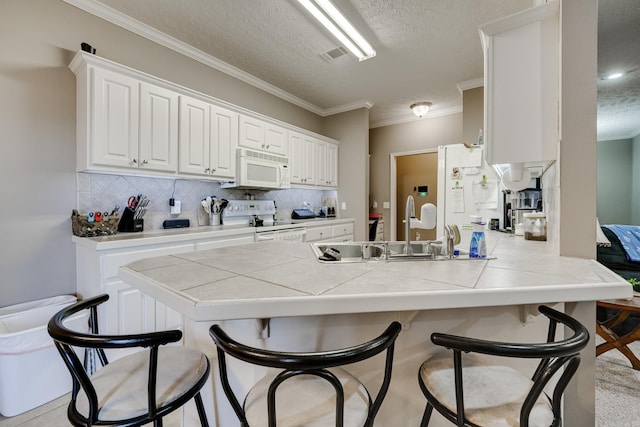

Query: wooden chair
[418,305,589,427]
[209,321,402,427]
[47,294,210,427]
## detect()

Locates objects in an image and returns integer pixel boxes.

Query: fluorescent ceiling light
[298,0,376,61]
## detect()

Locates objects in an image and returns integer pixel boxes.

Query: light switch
[383,201,390,209]
[341,202,347,210]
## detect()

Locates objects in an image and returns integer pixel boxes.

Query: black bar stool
[417,305,589,427]
[209,321,402,427]
[48,294,210,427]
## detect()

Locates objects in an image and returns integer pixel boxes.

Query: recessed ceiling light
[603,72,624,80]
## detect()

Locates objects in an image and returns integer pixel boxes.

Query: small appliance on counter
[291,209,316,220]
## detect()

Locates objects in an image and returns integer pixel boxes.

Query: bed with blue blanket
[597,224,640,334]
[598,225,640,288]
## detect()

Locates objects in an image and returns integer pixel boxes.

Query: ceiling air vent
[320,46,348,61]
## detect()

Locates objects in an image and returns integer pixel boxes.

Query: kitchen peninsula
[118,232,630,426]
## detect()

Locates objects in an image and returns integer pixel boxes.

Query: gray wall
[369,114,463,239]
[597,139,633,225]
[633,134,640,224]
[323,108,370,241]
[0,0,334,307]
[462,87,484,147]
[597,135,640,226]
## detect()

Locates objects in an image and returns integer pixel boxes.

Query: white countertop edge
[119,267,632,322]
[73,218,354,250]
[190,282,632,321]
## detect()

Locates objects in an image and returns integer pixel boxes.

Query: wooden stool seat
[596,293,640,370]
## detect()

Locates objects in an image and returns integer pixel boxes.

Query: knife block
[117,207,144,232]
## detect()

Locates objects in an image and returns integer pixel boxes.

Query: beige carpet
[596,337,640,427]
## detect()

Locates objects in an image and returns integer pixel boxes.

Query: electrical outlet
[170,200,181,215]
[341,202,347,210]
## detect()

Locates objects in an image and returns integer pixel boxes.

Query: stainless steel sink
[310,241,492,263]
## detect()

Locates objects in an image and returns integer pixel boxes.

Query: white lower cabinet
[305,221,355,242]
[75,231,254,361]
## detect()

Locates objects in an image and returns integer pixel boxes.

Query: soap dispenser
[469,218,487,258]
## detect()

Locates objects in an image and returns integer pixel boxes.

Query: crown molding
[370,105,463,129]
[63,0,329,115]
[321,100,374,117]
[456,77,484,94]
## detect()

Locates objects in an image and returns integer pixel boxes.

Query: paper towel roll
[501,163,531,191]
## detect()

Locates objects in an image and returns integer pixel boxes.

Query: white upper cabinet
[139,83,179,172]
[289,131,316,185]
[317,140,338,187]
[178,95,210,176]
[479,0,559,165]
[90,67,140,169]
[239,115,288,155]
[178,96,238,179]
[70,52,335,183]
[209,104,238,179]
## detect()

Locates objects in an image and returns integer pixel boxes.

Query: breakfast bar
[118,231,632,426]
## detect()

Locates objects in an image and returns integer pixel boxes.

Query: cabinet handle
[131,158,137,165]
[142,160,148,165]
[204,168,210,173]
[266,144,270,149]
[210,168,216,174]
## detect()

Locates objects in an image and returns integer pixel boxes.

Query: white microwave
[222,148,291,190]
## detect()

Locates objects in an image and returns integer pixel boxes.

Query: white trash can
[0,295,88,417]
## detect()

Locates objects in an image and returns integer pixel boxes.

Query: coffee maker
[502,178,542,232]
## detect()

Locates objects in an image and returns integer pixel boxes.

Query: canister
[523,213,547,241]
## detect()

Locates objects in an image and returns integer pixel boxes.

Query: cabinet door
[91,67,139,168]
[239,115,265,151]
[480,1,559,165]
[289,132,305,184]
[317,140,338,187]
[326,142,338,187]
[317,140,328,186]
[290,132,316,184]
[178,95,210,175]
[265,124,288,155]
[139,83,178,172]
[209,104,238,179]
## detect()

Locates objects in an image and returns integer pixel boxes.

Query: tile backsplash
[76,172,337,230]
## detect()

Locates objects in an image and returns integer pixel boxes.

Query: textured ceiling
[87,0,639,138]
[597,0,640,140]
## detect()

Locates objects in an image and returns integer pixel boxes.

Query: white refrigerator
[436,144,503,237]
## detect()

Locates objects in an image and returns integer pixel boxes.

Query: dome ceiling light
[410,102,432,118]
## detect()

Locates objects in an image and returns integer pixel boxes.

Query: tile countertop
[118,231,633,322]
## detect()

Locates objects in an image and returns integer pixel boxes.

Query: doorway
[391,150,439,241]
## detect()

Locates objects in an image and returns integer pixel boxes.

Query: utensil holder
[117,207,144,232]
[209,213,221,226]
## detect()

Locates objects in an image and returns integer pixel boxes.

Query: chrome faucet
[443,225,455,259]
[405,195,415,256]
